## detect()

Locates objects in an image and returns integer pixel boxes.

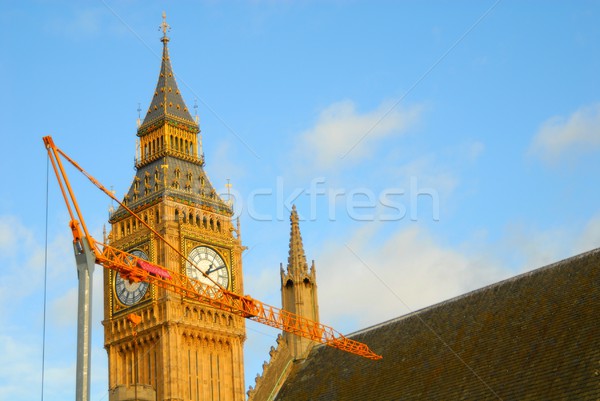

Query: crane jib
[43,135,383,361]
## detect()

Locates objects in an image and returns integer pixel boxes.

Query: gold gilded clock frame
[181,231,238,294]
[109,235,157,316]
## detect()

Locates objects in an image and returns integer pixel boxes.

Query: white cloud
[299,99,423,170]
[392,155,459,199]
[465,140,485,162]
[500,222,570,272]
[49,287,78,327]
[0,217,74,322]
[375,140,485,220]
[0,214,107,401]
[0,215,35,257]
[0,217,42,319]
[574,213,600,254]
[315,223,507,332]
[530,103,600,163]
[210,139,248,188]
[493,214,600,274]
[0,334,47,400]
[307,212,600,336]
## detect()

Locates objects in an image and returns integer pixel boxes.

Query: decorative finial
[136,102,141,127]
[160,11,170,42]
[226,178,233,205]
[194,98,199,124]
[108,186,116,216]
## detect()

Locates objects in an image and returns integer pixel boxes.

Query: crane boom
[43,135,382,360]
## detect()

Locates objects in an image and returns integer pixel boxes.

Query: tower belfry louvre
[104,15,246,401]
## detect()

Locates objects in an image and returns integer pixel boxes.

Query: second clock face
[115,249,150,306]
[186,246,229,289]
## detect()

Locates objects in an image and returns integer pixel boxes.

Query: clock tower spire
[141,12,196,129]
[104,15,246,401]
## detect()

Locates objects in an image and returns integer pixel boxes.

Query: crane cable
[41,154,50,400]
[53,144,223,290]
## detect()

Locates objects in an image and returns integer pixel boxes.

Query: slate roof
[109,155,231,222]
[273,248,600,400]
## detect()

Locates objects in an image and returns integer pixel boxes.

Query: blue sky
[2,1,600,400]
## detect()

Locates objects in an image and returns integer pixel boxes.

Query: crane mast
[43,135,382,399]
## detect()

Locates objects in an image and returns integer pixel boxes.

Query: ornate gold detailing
[160,11,170,41]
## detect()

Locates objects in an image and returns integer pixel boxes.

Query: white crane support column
[73,238,95,401]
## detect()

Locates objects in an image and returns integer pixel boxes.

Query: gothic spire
[141,13,196,128]
[281,205,320,360]
[286,205,310,276]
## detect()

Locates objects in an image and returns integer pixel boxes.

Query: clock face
[115,249,150,306]
[186,246,229,289]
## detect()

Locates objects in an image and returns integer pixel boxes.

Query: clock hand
[205,264,225,275]
[205,263,214,275]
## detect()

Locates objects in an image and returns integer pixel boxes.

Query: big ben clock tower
[104,16,246,401]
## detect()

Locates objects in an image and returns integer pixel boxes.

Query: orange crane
[43,135,382,398]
